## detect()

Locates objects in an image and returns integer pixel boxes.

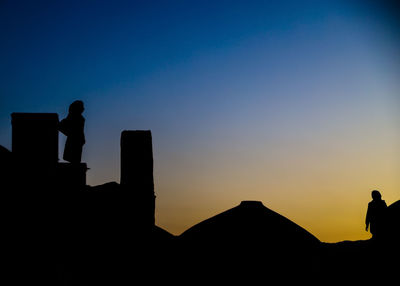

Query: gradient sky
[0,0,399,242]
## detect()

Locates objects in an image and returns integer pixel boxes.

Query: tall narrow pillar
[120,130,155,226]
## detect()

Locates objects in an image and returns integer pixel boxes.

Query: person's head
[69,100,84,115]
[371,190,382,201]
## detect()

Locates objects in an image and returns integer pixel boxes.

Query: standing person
[59,100,85,163]
[365,190,387,239]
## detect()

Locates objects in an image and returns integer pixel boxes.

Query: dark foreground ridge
[3,183,398,285]
[1,112,399,285]
[3,183,400,284]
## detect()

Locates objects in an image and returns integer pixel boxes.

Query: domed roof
[180,200,319,250]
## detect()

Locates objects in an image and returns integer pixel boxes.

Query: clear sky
[0,0,399,242]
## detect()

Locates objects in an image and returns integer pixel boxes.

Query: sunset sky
[0,0,399,242]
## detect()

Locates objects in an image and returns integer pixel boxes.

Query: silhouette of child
[59,100,85,163]
[365,190,387,238]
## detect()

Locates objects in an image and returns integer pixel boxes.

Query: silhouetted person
[365,190,387,238]
[59,100,85,163]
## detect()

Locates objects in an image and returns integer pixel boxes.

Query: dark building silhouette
[11,112,87,189]
[120,130,156,226]
[56,162,88,188]
[120,130,154,187]
[384,200,400,242]
[0,145,12,171]
[11,113,60,189]
[180,200,320,246]
[0,145,13,188]
[176,200,322,282]
[11,113,59,166]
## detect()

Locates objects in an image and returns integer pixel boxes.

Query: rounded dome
[180,200,320,251]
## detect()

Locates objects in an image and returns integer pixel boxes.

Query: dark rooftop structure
[180,200,320,248]
[11,113,59,166]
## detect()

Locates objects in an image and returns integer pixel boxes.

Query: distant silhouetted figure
[59,101,85,163]
[365,190,387,238]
